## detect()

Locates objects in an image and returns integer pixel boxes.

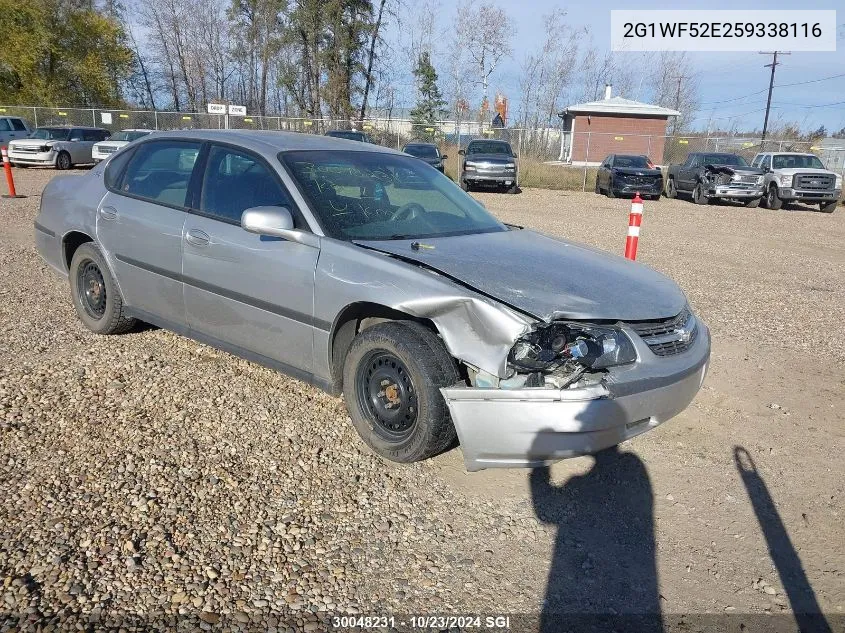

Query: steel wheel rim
[77,259,107,319]
[58,154,69,169]
[356,350,418,441]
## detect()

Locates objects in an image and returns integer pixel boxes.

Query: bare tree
[454,0,513,120]
[649,51,700,133]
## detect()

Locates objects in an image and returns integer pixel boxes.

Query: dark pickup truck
[666,152,764,206]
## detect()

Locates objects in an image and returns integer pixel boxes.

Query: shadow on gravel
[734,446,832,633]
[530,431,662,633]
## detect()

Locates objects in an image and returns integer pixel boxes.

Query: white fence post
[582,132,592,192]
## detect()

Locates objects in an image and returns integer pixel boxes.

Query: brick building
[558,86,680,165]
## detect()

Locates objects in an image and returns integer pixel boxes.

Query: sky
[391,0,844,133]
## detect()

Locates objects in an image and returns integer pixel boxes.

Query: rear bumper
[778,188,841,202]
[442,322,710,471]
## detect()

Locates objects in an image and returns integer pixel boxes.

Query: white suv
[752,152,841,213]
[0,116,33,146]
[92,129,153,163]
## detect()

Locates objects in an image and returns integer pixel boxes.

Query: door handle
[99,206,118,220]
[185,229,210,246]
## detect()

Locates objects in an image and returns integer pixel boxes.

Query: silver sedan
[33,130,709,471]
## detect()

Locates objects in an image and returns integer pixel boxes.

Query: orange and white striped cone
[624,192,643,260]
[2,146,26,199]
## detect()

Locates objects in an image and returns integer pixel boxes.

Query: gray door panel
[182,216,319,373]
[96,191,187,326]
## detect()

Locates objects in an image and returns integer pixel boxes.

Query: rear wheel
[56,151,72,170]
[69,243,136,334]
[343,321,459,463]
[820,200,838,213]
[665,178,677,199]
[766,184,783,210]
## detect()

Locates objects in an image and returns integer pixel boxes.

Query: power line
[698,71,845,106]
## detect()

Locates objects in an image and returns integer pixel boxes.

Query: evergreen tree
[409,52,445,141]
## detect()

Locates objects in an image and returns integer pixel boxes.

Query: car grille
[97,145,119,154]
[794,173,834,191]
[626,308,698,356]
[739,175,760,184]
[13,146,40,153]
[620,175,659,186]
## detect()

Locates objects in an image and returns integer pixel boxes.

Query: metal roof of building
[560,96,681,118]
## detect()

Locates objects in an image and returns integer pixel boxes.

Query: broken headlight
[509,322,637,372]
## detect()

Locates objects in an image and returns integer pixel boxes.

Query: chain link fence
[3,104,842,191]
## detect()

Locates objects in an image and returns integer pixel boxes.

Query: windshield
[326,131,366,142]
[614,156,652,168]
[282,151,507,241]
[467,141,512,156]
[404,145,439,158]
[702,154,748,167]
[30,128,70,141]
[772,154,826,170]
[110,130,150,142]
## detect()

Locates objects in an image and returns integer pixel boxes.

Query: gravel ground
[1,169,843,632]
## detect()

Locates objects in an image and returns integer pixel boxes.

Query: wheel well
[63,231,93,271]
[329,302,440,394]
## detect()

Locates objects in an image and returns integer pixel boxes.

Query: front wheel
[766,185,783,210]
[745,197,761,208]
[69,243,136,334]
[692,182,709,205]
[820,200,838,213]
[56,151,72,170]
[343,321,459,464]
[460,179,469,191]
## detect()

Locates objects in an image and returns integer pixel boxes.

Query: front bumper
[613,180,663,196]
[442,321,710,471]
[8,149,56,166]
[707,185,763,199]
[778,188,841,202]
[464,169,516,185]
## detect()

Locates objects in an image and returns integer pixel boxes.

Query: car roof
[35,125,108,130]
[404,142,436,147]
[144,129,397,153]
[468,138,509,144]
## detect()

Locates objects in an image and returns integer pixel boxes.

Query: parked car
[666,152,764,206]
[595,154,663,200]
[402,142,446,172]
[34,130,709,471]
[324,129,373,143]
[8,126,110,169]
[458,139,518,193]
[0,116,33,146]
[752,152,841,213]
[92,129,153,163]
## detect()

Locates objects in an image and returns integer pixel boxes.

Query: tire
[69,243,136,335]
[56,151,72,170]
[460,178,469,192]
[649,195,661,201]
[766,184,783,210]
[343,321,459,464]
[820,200,838,213]
[692,182,708,205]
[507,185,521,194]
[745,197,761,208]
[605,185,616,199]
[594,178,601,194]
[665,177,677,199]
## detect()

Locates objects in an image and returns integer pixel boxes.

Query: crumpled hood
[356,229,687,322]
[705,164,764,175]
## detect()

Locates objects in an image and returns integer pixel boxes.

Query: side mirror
[242,206,294,235]
[441,154,448,160]
[458,149,465,156]
[241,206,320,247]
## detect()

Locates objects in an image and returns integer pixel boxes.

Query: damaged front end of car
[702,164,764,199]
[440,309,710,471]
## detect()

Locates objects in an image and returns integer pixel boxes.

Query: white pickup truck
[752,152,841,213]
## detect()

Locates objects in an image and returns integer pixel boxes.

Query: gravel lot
[1,168,843,631]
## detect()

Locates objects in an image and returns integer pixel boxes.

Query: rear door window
[11,119,27,131]
[0,119,10,132]
[120,140,201,208]
[199,145,291,224]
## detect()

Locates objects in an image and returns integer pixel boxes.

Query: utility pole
[671,75,689,135]
[759,51,790,148]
